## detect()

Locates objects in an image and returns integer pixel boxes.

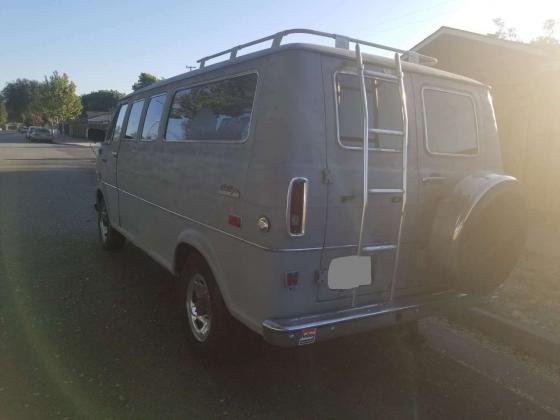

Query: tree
[81,90,125,112]
[132,72,160,91]
[532,19,559,46]
[489,18,518,41]
[0,102,7,125]
[2,79,43,123]
[40,71,83,124]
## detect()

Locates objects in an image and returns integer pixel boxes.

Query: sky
[0,0,559,95]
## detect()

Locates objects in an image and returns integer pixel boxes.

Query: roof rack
[197,28,438,69]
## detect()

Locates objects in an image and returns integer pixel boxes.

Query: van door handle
[422,175,446,184]
[112,151,118,157]
[101,158,107,163]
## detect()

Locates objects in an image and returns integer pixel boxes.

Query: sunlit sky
[0,0,558,95]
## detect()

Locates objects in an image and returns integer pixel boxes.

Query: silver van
[95,29,527,353]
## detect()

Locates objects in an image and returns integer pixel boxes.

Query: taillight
[287,178,308,236]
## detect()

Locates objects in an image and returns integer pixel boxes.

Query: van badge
[219,184,240,198]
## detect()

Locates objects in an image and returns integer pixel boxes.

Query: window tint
[124,100,145,139]
[336,73,402,150]
[111,104,129,142]
[141,94,167,141]
[165,73,257,141]
[423,88,478,155]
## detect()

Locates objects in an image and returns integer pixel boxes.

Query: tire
[179,253,239,358]
[456,189,527,295]
[97,197,125,251]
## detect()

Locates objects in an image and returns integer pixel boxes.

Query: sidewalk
[53,134,101,148]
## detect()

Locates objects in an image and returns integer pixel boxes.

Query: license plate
[327,256,372,290]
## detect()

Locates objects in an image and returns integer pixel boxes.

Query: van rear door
[414,78,485,289]
[319,59,415,304]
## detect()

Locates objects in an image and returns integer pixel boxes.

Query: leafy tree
[81,90,125,112]
[2,79,42,123]
[532,19,559,46]
[132,72,160,91]
[40,71,82,124]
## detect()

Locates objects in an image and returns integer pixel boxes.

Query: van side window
[141,93,167,141]
[165,73,257,142]
[111,104,129,143]
[124,100,145,140]
[336,73,402,150]
[422,88,478,155]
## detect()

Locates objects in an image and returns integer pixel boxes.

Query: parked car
[27,127,53,142]
[18,125,28,133]
[95,29,528,355]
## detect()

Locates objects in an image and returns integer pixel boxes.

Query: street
[1,131,560,419]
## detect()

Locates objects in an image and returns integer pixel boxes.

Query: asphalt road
[1,131,560,419]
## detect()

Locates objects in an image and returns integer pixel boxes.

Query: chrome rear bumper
[262,291,472,347]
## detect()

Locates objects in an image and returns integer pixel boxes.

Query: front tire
[180,254,238,358]
[97,197,125,251]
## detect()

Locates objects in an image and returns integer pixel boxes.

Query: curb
[53,137,100,148]
[449,306,560,366]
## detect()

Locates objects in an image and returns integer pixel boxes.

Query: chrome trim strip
[286,177,309,237]
[421,86,480,157]
[102,181,118,190]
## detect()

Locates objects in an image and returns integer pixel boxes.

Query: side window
[111,104,129,143]
[336,73,402,150]
[141,93,167,141]
[423,88,478,155]
[124,99,145,140]
[165,73,257,142]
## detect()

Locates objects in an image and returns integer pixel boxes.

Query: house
[68,110,112,139]
[412,26,560,214]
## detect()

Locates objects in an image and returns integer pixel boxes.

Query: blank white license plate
[327,256,372,290]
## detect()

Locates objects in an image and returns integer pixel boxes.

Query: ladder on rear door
[354,44,409,302]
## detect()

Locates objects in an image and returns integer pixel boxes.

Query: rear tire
[179,253,239,358]
[97,197,125,251]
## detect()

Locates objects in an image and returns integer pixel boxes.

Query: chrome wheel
[186,273,212,342]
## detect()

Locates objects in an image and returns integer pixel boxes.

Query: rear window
[336,72,403,150]
[422,88,478,155]
[165,73,257,142]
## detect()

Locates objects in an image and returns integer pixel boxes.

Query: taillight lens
[287,178,308,236]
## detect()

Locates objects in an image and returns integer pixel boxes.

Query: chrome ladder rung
[368,128,404,136]
[362,244,397,253]
[363,70,398,81]
[368,188,404,194]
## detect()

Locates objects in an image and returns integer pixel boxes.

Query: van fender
[173,229,233,311]
[428,172,527,293]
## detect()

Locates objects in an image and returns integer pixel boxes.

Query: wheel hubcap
[186,273,212,342]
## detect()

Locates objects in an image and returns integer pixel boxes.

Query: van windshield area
[336,72,403,150]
